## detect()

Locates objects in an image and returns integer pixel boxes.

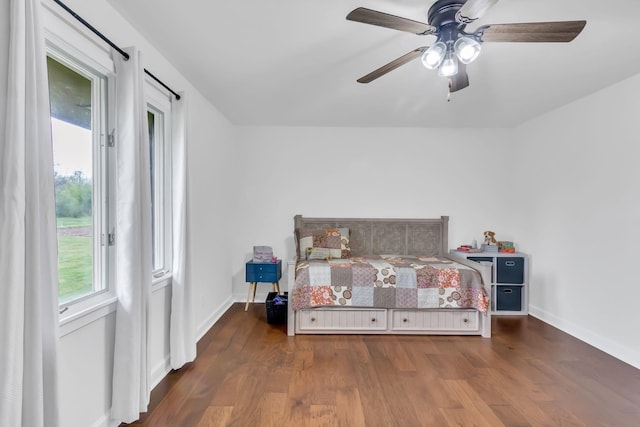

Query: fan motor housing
[427,0,466,28]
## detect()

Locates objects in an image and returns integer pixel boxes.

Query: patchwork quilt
[291,255,489,313]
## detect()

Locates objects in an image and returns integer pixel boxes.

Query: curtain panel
[169,93,196,369]
[0,0,60,426]
[110,46,153,424]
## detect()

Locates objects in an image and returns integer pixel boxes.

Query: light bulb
[421,42,446,70]
[438,54,458,77]
[454,36,481,64]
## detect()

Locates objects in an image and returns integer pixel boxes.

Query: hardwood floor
[124,304,640,426]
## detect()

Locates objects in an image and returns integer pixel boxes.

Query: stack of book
[455,245,480,253]
[498,241,515,253]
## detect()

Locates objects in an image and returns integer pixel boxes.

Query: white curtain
[0,0,60,426]
[169,93,196,369]
[110,46,153,424]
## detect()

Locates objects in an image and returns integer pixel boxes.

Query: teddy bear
[483,230,497,245]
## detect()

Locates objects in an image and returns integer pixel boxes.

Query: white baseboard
[529,304,640,369]
[89,414,109,427]
[150,355,172,390]
[146,296,236,401]
[197,295,234,341]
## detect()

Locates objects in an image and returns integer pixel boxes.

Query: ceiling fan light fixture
[454,36,481,64]
[438,53,458,77]
[421,41,446,69]
[346,4,586,92]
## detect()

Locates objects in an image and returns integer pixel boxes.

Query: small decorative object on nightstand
[245,259,282,311]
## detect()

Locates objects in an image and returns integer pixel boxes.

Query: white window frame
[44,2,118,330]
[47,49,110,302]
[146,79,173,286]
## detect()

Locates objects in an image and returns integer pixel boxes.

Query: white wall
[512,73,640,368]
[186,93,236,336]
[231,126,518,300]
[59,313,116,427]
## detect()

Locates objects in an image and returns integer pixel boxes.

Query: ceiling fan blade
[448,63,469,93]
[357,48,427,83]
[480,21,586,42]
[456,0,499,24]
[347,7,436,35]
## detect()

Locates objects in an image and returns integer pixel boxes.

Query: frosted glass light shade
[438,54,458,77]
[454,37,481,64]
[421,42,446,69]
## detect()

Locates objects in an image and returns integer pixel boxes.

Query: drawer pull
[505,261,516,267]
[503,289,513,294]
[310,317,316,322]
[463,318,469,323]
[403,318,408,323]
[371,318,376,322]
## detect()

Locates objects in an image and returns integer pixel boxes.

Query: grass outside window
[57,216,92,302]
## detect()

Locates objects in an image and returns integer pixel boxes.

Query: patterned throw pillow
[297,227,350,260]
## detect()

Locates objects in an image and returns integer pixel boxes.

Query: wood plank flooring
[123,304,640,426]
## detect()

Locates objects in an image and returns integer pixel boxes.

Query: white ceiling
[108,0,640,127]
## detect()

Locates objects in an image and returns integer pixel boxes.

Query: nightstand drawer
[247,271,278,282]
[245,260,282,283]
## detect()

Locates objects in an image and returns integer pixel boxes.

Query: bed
[286,215,492,337]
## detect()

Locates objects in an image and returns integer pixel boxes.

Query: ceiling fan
[347,0,586,93]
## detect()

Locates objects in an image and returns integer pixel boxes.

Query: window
[146,82,173,280]
[44,6,174,319]
[47,51,111,305]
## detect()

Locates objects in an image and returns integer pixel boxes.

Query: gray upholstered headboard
[294,215,449,258]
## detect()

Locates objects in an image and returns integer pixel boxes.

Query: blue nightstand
[245,260,282,311]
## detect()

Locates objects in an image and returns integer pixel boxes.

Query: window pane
[47,56,95,302]
[148,110,157,269]
[148,108,164,273]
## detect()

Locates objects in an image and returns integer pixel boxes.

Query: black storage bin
[467,257,494,263]
[265,292,287,324]
[468,256,495,282]
[496,257,525,284]
[496,286,522,311]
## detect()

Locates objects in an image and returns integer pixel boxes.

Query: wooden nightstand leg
[252,282,258,303]
[275,282,281,294]
[245,282,255,311]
